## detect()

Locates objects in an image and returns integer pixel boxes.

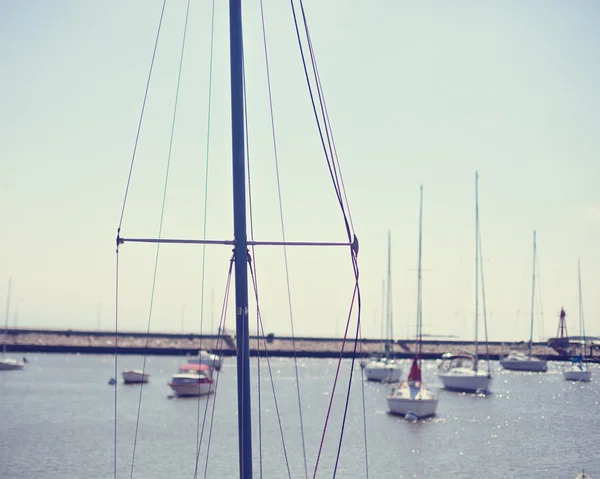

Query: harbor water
[1,354,598,478]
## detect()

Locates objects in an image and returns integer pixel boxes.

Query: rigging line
[113,250,121,479]
[358,318,370,479]
[332,278,363,479]
[117,0,168,231]
[297,1,352,232]
[257,306,263,479]
[240,35,267,479]
[298,1,355,240]
[248,261,294,479]
[258,1,308,476]
[313,249,361,478]
[197,0,216,457]
[196,258,234,479]
[535,254,545,341]
[130,1,192,473]
[288,0,352,242]
[478,221,491,373]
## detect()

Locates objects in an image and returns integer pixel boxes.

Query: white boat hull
[387,382,438,418]
[438,369,491,393]
[122,370,149,384]
[500,357,547,372]
[563,366,592,382]
[364,361,402,382]
[169,382,214,397]
[168,373,214,397]
[0,358,25,371]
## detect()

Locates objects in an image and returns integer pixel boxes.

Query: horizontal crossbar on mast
[117,236,355,248]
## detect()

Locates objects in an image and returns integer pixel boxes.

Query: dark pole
[229,0,252,477]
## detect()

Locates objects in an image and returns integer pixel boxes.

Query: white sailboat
[0,278,24,371]
[563,259,591,382]
[364,231,402,382]
[500,231,547,372]
[387,185,438,419]
[438,172,492,393]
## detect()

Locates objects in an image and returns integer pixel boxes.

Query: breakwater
[1,328,587,361]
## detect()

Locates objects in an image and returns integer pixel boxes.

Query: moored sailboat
[500,231,547,372]
[365,232,402,382]
[387,185,438,419]
[0,278,24,371]
[563,259,591,382]
[438,172,491,393]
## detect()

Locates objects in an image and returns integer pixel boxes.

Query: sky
[1,0,599,341]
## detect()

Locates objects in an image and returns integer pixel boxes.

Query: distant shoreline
[1,328,595,362]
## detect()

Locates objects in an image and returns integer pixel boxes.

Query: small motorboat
[168,363,214,397]
[122,369,150,384]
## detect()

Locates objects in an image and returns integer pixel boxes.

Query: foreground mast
[229,0,252,477]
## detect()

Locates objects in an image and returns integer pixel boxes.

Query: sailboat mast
[578,258,585,355]
[528,231,537,358]
[386,231,392,357]
[380,279,384,343]
[416,186,423,359]
[474,172,479,369]
[229,0,252,477]
[3,277,11,357]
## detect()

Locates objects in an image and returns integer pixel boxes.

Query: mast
[380,279,384,345]
[386,231,392,358]
[474,171,479,371]
[3,277,11,357]
[416,185,423,360]
[578,258,585,356]
[229,0,252,476]
[528,231,537,359]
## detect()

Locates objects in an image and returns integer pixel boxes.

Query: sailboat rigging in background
[563,259,592,382]
[387,185,438,419]
[438,171,492,393]
[0,278,25,371]
[113,1,362,478]
[500,231,548,372]
[364,232,402,382]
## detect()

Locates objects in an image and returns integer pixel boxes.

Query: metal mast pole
[229,0,252,477]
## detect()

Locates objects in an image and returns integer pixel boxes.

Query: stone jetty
[0,328,576,361]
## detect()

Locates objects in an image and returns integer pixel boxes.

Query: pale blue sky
[1,1,599,341]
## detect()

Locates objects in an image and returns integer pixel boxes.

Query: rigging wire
[113,1,167,478]
[113,253,120,479]
[535,251,545,341]
[128,1,192,476]
[194,258,235,479]
[196,0,217,458]
[243,29,294,477]
[286,0,364,475]
[257,0,309,475]
[288,0,354,241]
[117,0,168,231]
[297,0,355,235]
[478,218,492,373]
[248,262,294,479]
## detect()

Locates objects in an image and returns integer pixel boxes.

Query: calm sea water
[1,354,598,478]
